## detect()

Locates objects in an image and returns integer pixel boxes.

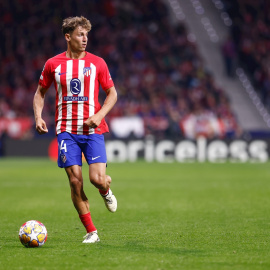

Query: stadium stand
[0,0,240,140]
[222,0,270,110]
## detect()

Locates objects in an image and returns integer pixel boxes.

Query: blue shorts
[57,132,107,168]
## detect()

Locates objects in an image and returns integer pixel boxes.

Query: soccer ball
[19,220,47,248]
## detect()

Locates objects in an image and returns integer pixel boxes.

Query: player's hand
[35,118,48,134]
[84,114,102,128]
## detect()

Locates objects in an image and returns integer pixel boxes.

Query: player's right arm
[33,84,49,134]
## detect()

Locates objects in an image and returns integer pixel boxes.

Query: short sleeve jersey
[39,52,114,135]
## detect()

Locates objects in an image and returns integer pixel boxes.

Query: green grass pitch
[0,158,270,270]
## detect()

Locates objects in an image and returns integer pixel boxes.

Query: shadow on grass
[95,240,203,256]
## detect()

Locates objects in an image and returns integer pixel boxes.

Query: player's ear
[65,33,71,42]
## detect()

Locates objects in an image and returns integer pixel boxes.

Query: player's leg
[65,165,89,215]
[65,165,99,243]
[89,163,117,213]
[82,134,117,213]
[89,162,110,190]
[57,132,99,243]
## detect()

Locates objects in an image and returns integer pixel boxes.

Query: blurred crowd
[223,0,270,110]
[0,0,239,139]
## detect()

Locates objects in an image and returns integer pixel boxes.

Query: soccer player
[33,16,118,243]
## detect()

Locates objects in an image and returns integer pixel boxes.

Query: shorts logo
[70,78,81,95]
[83,67,91,77]
[61,153,67,163]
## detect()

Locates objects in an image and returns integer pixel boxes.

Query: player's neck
[66,49,86,59]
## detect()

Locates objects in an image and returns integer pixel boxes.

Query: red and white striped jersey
[39,52,114,135]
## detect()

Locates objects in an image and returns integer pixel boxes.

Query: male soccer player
[33,16,117,243]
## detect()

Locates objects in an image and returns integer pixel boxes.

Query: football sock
[79,212,96,233]
[99,188,109,196]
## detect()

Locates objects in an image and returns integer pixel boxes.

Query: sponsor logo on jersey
[58,72,67,76]
[63,78,88,101]
[63,96,88,101]
[70,78,81,95]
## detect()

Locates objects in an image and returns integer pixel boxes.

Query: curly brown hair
[62,16,92,35]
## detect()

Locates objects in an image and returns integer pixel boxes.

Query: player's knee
[90,173,106,189]
[106,175,112,186]
[69,176,83,193]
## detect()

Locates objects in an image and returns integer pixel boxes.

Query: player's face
[67,26,88,52]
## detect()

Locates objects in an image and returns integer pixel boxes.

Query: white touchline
[92,156,101,160]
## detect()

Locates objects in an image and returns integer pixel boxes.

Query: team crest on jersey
[60,153,67,163]
[70,78,81,95]
[83,67,91,77]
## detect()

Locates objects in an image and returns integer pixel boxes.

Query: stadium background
[1,1,270,269]
[1,0,270,162]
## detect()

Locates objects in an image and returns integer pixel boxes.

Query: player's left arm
[84,86,117,128]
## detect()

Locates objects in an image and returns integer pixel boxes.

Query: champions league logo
[70,78,81,95]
